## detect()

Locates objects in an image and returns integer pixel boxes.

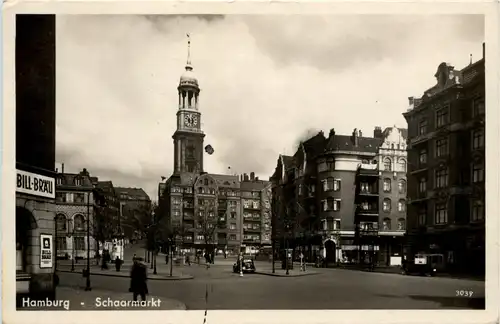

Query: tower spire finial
[186,33,192,69]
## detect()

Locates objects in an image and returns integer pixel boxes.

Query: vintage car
[233,258,256,273]
[401,253,445,276]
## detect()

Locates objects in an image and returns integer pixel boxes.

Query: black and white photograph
[2,3,499,324]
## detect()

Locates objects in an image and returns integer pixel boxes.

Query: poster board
[40,234,53,268]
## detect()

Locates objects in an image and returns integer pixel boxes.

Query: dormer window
[56,177,63,185]
[75,178,82,186]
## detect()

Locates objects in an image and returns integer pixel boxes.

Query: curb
[254,271,320,277]
[333,267,485,281]
[57,269,194,281]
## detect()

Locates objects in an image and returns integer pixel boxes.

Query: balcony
[183,203,195,209]
[243,227,261,233]
[356,205,378,216]
[358,189,378,196]
[242,238,260,243]
[183,213,194,220]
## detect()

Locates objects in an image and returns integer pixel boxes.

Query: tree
[197,200,225,256]
[93,188,114,256]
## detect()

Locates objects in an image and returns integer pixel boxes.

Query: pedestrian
[185,254,191,266]
[165,252,169,265]
[129,257,148,301]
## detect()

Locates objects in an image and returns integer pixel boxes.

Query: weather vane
[186,33,191,65]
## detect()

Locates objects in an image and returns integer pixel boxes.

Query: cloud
[55,14,484,200]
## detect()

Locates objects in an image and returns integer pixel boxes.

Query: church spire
[186,33,192,71]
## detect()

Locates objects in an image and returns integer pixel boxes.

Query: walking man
[129,257,148,301]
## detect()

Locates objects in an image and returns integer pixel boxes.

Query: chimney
[55,168,58,173]
[255,176,259,181]
[61,163,65,174]
[244,173,249,181]
[483,42,485,59]
[352,128,359,147]
[374,126,382,139]
[250,172,255,181]
[329,128,335,138]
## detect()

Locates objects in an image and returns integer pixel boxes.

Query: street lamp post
[85,191,92,291]
[169,238,173,277]
[153,249,157,275]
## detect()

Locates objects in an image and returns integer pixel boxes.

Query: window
[419,177,427,193]
[435,168,449,188]
[210,188,216,195]
[398,200,406,212]
[435,138,448,157]
[382,218,391,231]
[419,149,427,166]
[472,98,485,117]
[230,212,236,219]
[243,200,251,208]
[322,199,341,211]
[65,193,74,203]
[229,234,237,241]
[472,128,485,150]
[472,162,484,183]
[383,158,392,171]
[75,178,82,186]
[73,214,85,231]
[185,187,193,194]
[435,203,448,224]
[418,119,427,135]
[383,179,391,192]
[57,237,67,250]
[397,218,406,230]
[74,237,85,250]
[253,201,260,209]
[399,159,407,172]
[398,180,406,194]
[383,199,391,212]
[334,220,341,230]
[436,106,449,127]
[56,177,63,185]
[360,182,370,193]
[56,214,67,232]
[323,178,341,192]
[230,224,237,230]
[252,192,260,199]
[318,162,328,173]
[418,208,427,226]
[471,199,484,222]
[198,187,203,194]
[196,235,204,241]
[204,179,209,185]
[264,200,270,209]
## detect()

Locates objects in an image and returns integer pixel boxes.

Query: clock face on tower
[184,113,198,127]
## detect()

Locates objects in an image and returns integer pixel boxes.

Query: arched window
[204,178,209,186]
[384,158,392,171]
[383,218,391,231]
[198,187,203,194]
[73,214,85,231]
[398,199,406,212]
[56,214,67,232]
[399,158,407,172]
[383,198,391,212]
[398,179,406,194]
[383,178,391,192]
[397,218,406,230]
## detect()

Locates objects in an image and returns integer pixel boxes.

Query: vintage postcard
[2,1,499,324]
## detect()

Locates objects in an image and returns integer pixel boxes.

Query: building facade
[115,187,152,241]
[374,126,408,266]
[159,39,271,254]
[271,129,384,264]
[15,14,57,303]
[403,44,485,276]
[55,168,99,260]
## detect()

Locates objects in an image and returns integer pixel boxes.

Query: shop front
[16,169,56,304]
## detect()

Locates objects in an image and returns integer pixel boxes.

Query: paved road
[56,257,485,310]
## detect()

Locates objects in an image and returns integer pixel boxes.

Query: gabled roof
[302,132,326,158]
[281,155,294,170]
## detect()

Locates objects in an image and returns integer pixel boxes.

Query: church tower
[172,34,205,174]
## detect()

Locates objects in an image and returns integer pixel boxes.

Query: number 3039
[456,290,473,297]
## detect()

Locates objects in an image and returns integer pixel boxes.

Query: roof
[381,127,408,140]
[207,173,240,188]
[325,135,382,154]
[56,172,95,188]
[281,155,294,170]
[240,180,271,191]
[115,187,151,201]
[302,132,326,158]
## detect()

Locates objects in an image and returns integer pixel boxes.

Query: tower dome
[179,63,199,88]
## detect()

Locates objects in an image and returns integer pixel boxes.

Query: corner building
[403,44,485,276]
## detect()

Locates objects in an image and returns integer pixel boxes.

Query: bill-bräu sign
[16,169,55,199]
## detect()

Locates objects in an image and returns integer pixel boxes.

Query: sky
[55,14,484,201]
